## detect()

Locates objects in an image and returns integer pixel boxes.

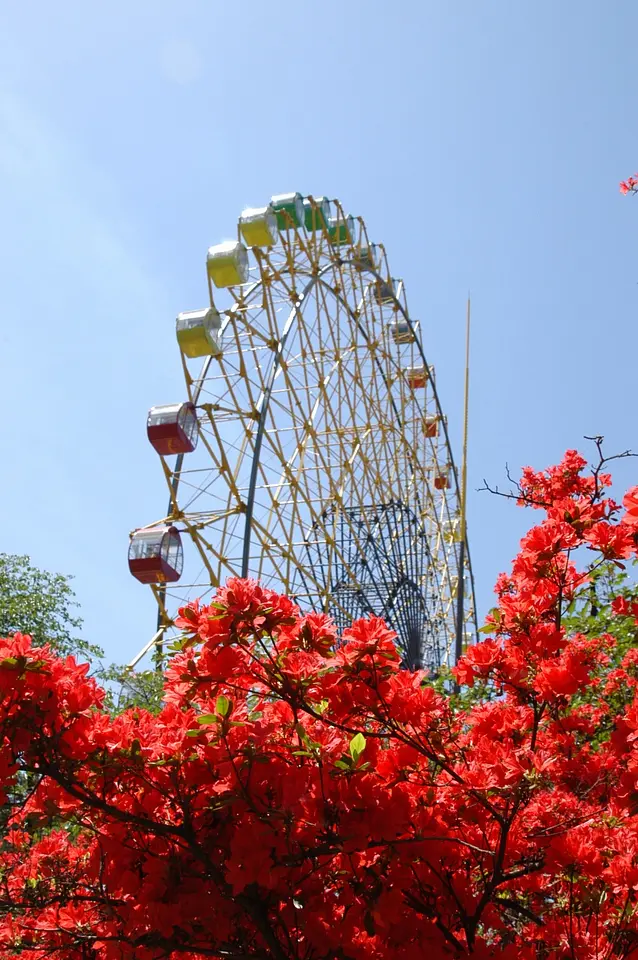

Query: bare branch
[480,437,637,510]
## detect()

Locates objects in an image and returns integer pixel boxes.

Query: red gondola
[405,366,428,389]
[434,471,450,491]
[147,402,199,456]
[424,416,439,438]
[128,526,184,584]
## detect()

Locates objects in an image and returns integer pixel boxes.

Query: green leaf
[185,729,201,737]
[349,733,366,762]
[334,759,350,770]
[216,695,231,717]
[25,659,48,671]
[196,714,217,725]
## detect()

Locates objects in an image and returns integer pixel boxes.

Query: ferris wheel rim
[145,199,479,661]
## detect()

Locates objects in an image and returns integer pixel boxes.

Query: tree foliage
[0,553,162,715]
[3,452,638,958]
[0,554,96,663]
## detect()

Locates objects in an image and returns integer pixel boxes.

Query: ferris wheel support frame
[148,244,478,661]
[130,197,479,674]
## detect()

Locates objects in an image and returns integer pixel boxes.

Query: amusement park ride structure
[128,193,477,673]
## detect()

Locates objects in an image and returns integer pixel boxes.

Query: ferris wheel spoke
[253,431,384,609]
[318,279,417,509]
[261,357,398,576]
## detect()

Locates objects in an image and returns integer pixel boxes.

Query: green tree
[563,558,638,652]
[0,552,162,714]
[98,660,165,713]
[0,553,99,662]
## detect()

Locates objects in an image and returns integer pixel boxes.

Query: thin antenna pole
[454,296,471,665]
[460,295,471,544]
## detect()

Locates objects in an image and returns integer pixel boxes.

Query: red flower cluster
[2,453,638,958]
[620,173,638,195]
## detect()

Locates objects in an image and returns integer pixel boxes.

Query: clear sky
[1,1,636,666]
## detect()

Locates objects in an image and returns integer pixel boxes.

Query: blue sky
[1,1,636,666]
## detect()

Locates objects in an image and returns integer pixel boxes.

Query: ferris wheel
[128,193,477,673]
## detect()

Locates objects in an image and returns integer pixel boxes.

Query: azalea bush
[2,451,638,959]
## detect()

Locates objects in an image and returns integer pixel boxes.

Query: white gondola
[372,277,402,305]
[389,318,419,344]
[353,244,379,271]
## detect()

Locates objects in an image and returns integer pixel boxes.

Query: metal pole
[454,296,471,664]
[128,625,167,671]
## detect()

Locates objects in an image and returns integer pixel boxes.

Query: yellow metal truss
[133,197,477,671]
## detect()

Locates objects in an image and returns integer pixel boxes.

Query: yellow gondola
[206,240,249,288]
[176,307,222,358]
